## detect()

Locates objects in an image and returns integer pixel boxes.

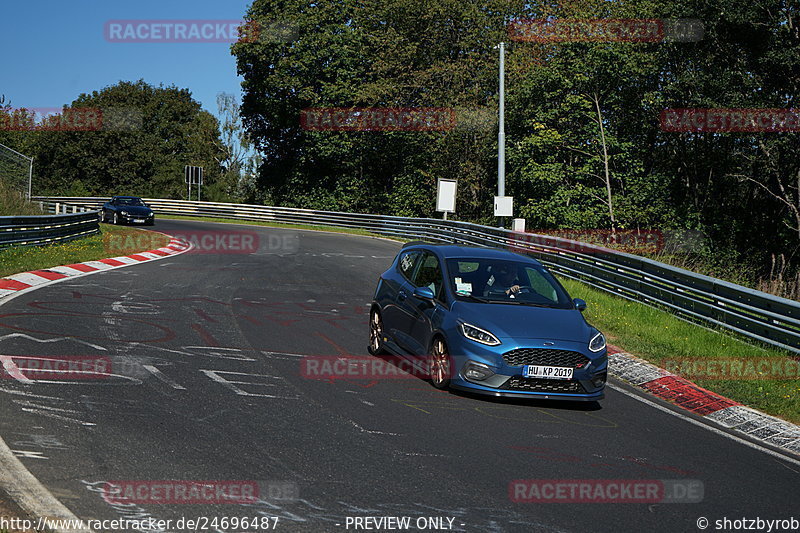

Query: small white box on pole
[494,196,513,217]
[512,218,525,232]
[436,179,457,215]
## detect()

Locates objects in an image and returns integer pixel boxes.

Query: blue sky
[2,0,255,116]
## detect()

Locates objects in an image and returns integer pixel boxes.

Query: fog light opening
[463,361,495,381]
[590,371,607,388]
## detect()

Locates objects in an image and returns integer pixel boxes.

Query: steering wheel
[486,285,533,297]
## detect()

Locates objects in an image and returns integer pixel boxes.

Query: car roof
[112,196,142,200]
[401,242,542,266]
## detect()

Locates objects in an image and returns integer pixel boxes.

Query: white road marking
[200,370,299,399]
[143,365,186,390]
[0,355,33,383]
[0,333,106,351]
[608,382,800,467]
[11,450,48,460]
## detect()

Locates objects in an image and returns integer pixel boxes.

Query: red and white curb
[0,234,191,302]
[608,346,800,457]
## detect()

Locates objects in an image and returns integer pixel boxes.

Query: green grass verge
[157,214,392,239]
[0,226,170,279]
[562,278,800,424]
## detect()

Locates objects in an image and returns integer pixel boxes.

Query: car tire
[112,212,119,225]
[368,308,387,355]
[428,337,451,389]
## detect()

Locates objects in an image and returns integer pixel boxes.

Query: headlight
[120,211,128,216]
[589,332,606,352]
[459,323,501,346]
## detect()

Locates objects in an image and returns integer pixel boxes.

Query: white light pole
[493,42,513,222]
[498,41,505,197]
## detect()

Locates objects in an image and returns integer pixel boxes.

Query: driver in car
[485,265,522,296]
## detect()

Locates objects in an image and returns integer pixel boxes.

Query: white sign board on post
[494,196,513,217]
[436,179,457,219]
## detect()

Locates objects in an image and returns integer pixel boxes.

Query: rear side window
[397,251,421,281]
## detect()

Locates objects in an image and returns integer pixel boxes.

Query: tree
[29,80,225,199]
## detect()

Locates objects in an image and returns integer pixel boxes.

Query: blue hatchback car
[369,243,607,401]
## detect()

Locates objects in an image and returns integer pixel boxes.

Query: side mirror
[413,286,435,301]
[573,298,587,312]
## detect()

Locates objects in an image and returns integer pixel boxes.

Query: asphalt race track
[0,219,796,533]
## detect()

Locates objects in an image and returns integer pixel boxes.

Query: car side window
[398,251,421,282]
[413,252,444,300]
[525,267,559,303]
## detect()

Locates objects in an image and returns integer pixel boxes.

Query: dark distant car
[101,196,155,225]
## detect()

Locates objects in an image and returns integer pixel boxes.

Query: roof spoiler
[402,240,430,249]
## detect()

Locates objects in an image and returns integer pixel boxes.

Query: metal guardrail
[0,210,100,249]
[34,196,800,355]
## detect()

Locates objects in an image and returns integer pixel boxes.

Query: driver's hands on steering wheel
[505,285,521,295]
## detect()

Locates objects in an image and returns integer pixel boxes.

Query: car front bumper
[447,337,607,401]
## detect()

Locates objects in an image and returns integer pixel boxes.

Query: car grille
[502,348,589,368]
[503,376,586,394]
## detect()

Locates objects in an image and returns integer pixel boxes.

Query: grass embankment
[562,278,800,423]
[154,215,800,423]
[0,225,170,279]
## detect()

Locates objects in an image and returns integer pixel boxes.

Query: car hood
[117,205,151,215]
[452,301,593,342]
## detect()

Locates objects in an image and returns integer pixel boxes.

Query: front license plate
[524,365,573,380]
[133,219,145,223]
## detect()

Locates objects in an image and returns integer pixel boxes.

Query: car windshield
[446,258,573,308]
[115,198,145,206]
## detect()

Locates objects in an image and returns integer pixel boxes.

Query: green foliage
[0,80,226,200]
[234,0,800,283]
